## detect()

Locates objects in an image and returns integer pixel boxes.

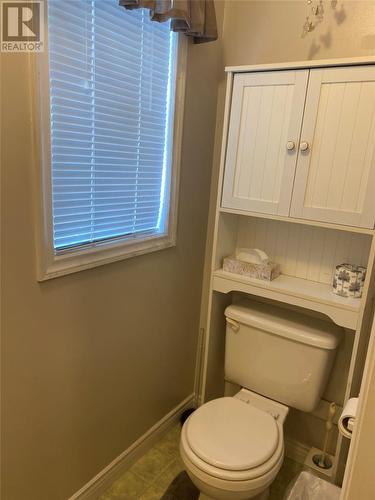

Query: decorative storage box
[223,255,280,281]
[332,264,367,298]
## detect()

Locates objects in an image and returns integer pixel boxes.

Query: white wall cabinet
[291,66,375,228]
[222,70,308,216]
[222,65,375,229]
[200,59,375,489]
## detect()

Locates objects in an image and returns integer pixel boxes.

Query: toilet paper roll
[338,398,359,439]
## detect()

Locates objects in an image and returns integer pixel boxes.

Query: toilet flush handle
[226,318,240,333]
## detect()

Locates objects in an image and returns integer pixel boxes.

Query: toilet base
[198,487,270,500]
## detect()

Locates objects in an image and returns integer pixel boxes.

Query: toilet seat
[186,397,279,471]
[181,397,284,483]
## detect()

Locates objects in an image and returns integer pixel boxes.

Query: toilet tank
[225,300,341,412]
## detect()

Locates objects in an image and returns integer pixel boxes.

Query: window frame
[33,4,187,281]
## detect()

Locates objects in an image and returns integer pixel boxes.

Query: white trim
[32,7,188,281]
[200,72,234,404]
[68,393,195,500]
[226,56,375,74]
[340,312,375,499]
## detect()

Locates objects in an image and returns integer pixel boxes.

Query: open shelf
[212,269,361,330]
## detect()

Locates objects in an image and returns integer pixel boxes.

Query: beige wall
[223,0,375,66]
[201,0,375,451]
[0,3,224,499]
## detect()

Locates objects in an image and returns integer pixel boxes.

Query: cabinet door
[222,70,308,216]
[291,66,375,228]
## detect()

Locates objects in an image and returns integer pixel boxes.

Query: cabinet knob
[286,141,295,151]
[300,141,309,151]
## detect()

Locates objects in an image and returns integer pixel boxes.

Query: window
[36,0,186,280]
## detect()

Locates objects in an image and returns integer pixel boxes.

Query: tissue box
[223,255,280,281]
[332,263,366,298]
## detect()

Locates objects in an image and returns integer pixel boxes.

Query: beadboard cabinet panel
[291,66,375,228]
[236,217,371,284]
[222,70,308,216]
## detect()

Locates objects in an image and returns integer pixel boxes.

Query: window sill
[37,233,176,281]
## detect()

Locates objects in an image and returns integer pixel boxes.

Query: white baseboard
[285,437,310,464]
[69,394,196,500]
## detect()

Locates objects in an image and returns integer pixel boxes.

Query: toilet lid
[186,397,279,471]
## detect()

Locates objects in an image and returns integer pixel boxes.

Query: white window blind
[47,0,176,251]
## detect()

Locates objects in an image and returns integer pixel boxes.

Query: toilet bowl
[180,300,341,499]
[180,390,289,500]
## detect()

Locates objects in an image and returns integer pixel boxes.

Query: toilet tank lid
[225,300,341,350]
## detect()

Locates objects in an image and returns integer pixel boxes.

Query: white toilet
[180,300,341,500]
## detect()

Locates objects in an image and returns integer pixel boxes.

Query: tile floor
[99,424,184,500]
[99,422,303,500]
